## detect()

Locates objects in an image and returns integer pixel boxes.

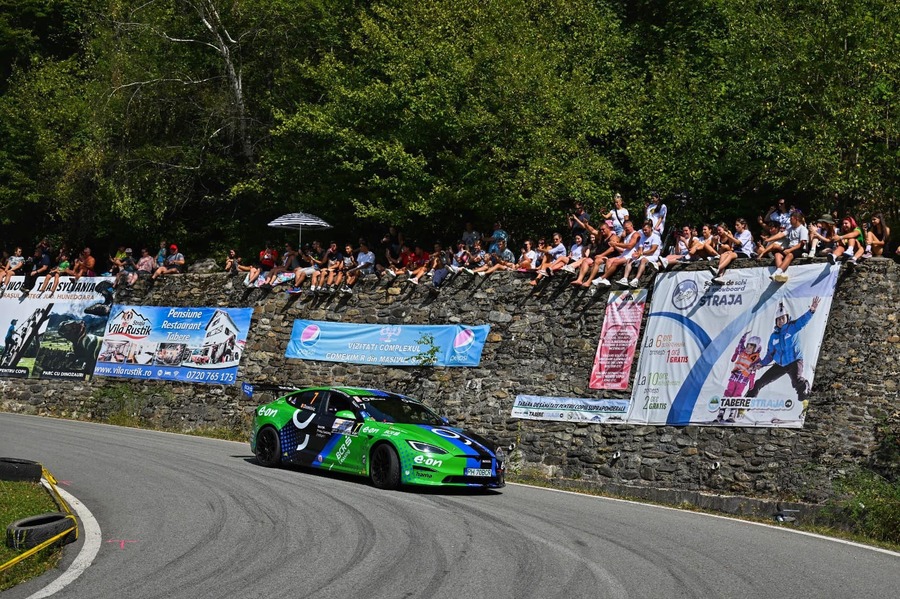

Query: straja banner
[627,263,838,428]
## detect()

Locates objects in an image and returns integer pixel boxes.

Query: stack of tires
[1,458,76,550]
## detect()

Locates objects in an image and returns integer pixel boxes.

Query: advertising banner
[286,320,490,366]
[511,395,631,424]
[589,289,647,390]
[93,306,253,385]
[0,277,115,380]
[627,263,838,427]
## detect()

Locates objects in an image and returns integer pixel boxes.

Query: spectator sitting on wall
[530,232,567,285]
[1,247,26,294]
[156,240,167,268]
[406,243,431,283]
[658,224,697,270]
[711,218,756,285]
[828,216,864,264]
[310,241,342,293]
[384,242,414,278]
[462,239,487,275]
[225,249,249,275]
[262,242,300,288]
[136,248,156,279]
[755,221,784,263]
[573,223,619,287]
[516,239,538,271]
[592,219,640,287]
[112,248,138,289]
[151,244,185,280]
[342,240,375,293]
[289,243,320,294]
[246,242,278,287]
[617,220,661,288]
[447,241,470,274]
[564,232,594,275]
[865,213,890,258]
[38,250,75,297]
[21,247,51,298]
[425,250,451,291]
[806,215,836,258]
[686,224,719,261]
[473,238,516,277]
[73,247,97,281]
[768,210,808,283]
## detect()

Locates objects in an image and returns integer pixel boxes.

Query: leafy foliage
[0,0,898,253]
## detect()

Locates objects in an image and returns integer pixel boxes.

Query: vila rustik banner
[93,306,253,385]
[0,277,115,380]
[515,263,838,429]
[286,320,490,366]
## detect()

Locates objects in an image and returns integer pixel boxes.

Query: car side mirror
[334,410,357,420]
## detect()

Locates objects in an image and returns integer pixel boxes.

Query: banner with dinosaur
[0,277,116,380]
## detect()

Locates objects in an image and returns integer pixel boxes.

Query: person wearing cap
[152,244,185,280]
[806,214,837,258]
[113,248,138,288]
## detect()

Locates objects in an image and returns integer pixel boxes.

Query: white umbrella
[267,212,333,248]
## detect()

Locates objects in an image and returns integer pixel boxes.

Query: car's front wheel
[370,444,400,490]
[256,427,282,468]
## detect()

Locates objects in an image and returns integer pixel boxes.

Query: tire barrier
[0,458,43,482]
[6,512,77,551]
[0,463,80,573]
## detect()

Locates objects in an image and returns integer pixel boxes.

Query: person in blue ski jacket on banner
[747,296,821,416]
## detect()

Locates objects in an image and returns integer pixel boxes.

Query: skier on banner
[716,332,762,423]
[747,297,821,419]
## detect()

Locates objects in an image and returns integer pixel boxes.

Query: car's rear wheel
[256,427,281,468]
[370,444,400,490]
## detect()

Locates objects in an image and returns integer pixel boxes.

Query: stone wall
[2,258,898,505]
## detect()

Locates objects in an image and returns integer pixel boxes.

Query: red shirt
[259,249,279,269]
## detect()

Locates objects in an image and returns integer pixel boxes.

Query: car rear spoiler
[241,382,300,399]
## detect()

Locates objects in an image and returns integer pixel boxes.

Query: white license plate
[465,468,492,477]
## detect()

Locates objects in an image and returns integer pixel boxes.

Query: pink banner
[589,289,647,390]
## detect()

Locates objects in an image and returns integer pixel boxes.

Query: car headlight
[407,441,448,454]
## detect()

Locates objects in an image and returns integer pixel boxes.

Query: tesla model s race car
[251,386,507,489]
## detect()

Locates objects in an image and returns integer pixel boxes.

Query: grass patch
[0,480,63,592]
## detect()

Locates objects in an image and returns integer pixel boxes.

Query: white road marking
[28,484,102,598]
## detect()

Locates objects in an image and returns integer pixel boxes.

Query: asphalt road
[1,413,898,599]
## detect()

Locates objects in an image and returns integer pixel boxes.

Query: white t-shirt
[636,231,662,260]
[735,229,756,255]
[785,224,809,249]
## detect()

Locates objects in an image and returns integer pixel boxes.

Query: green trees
[0,0,898,253]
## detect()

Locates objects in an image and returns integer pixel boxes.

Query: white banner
[512,395,630,424]
[627,263,838,428]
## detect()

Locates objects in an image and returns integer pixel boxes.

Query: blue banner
[92,306,253,385]
[286,320,490,367]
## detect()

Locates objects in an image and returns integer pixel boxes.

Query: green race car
[250,386,507,490]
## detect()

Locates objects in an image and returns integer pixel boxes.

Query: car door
[316,391,367,474]
[284,389,332,465]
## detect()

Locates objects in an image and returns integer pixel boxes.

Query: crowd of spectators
[0,239,184,299]
[3,195,895,301]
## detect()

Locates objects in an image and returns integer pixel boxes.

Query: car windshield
[360,395,444,425]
